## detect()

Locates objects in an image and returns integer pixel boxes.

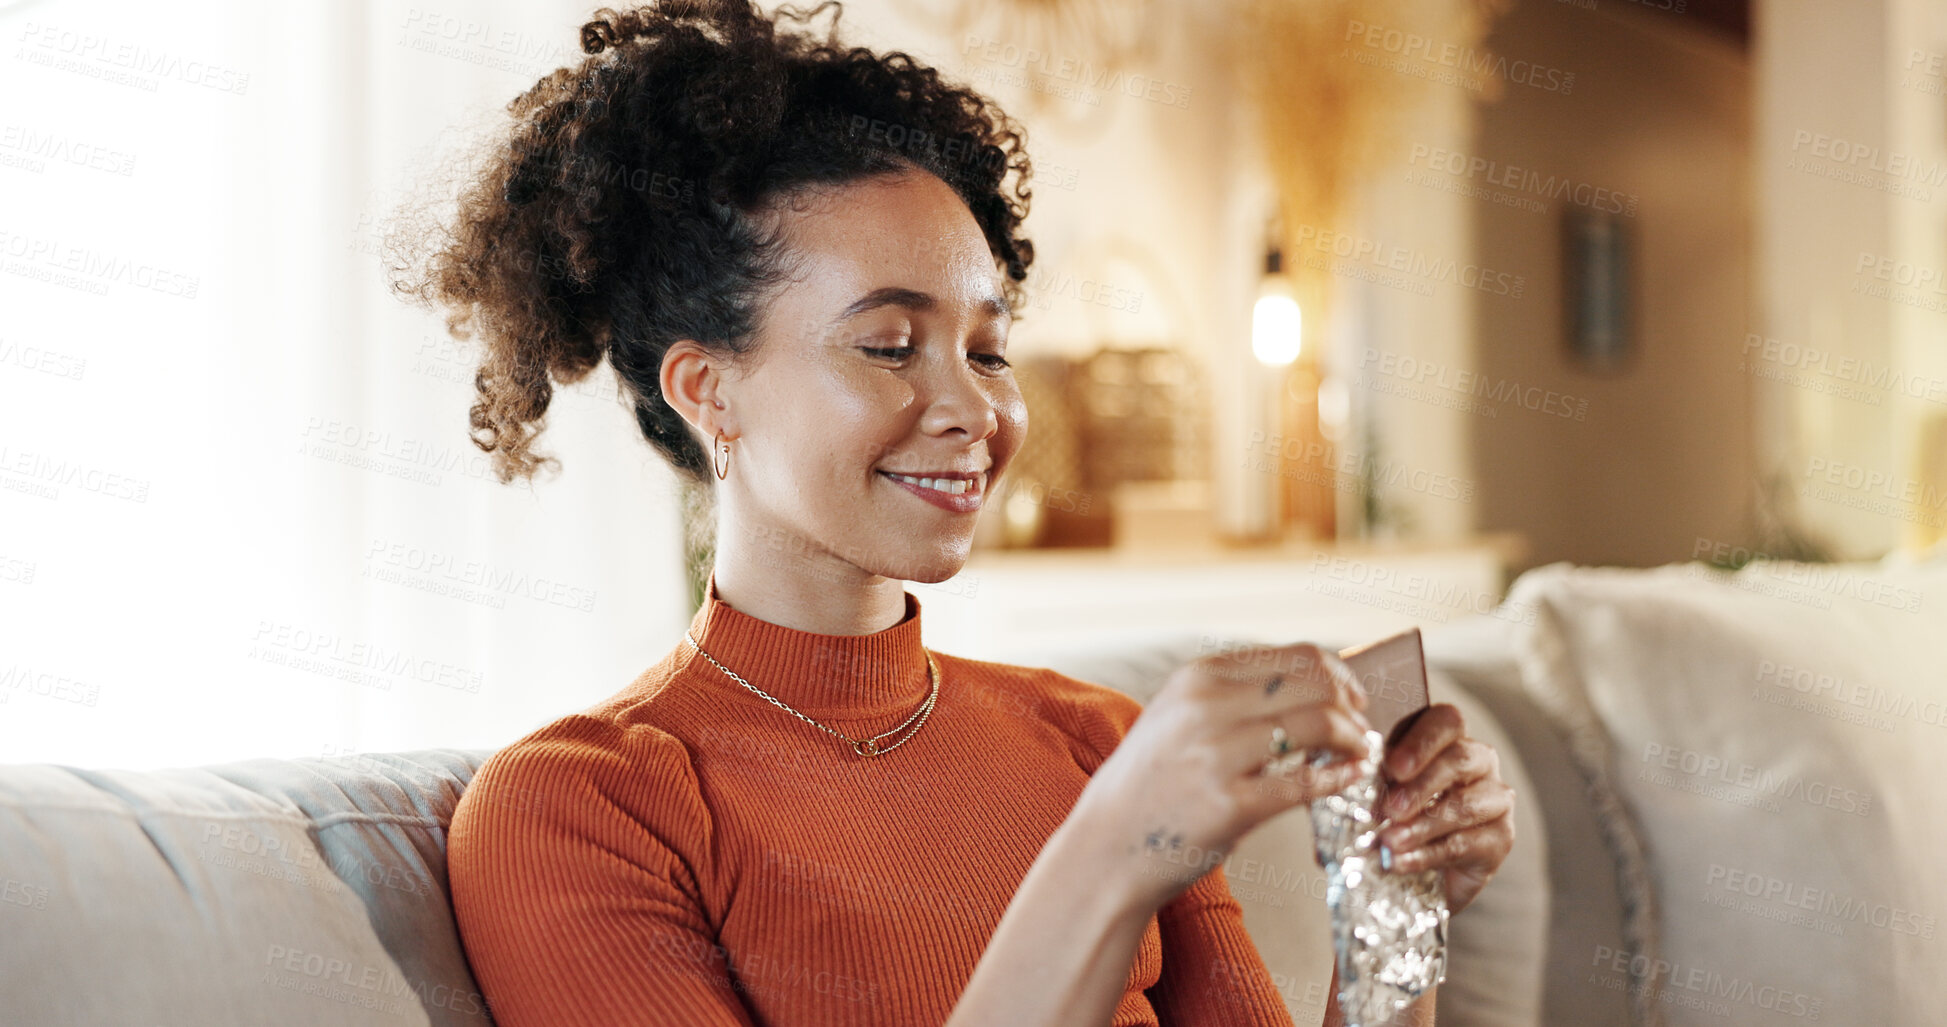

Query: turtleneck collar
[678,569,934,720]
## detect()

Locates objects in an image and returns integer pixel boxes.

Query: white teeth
[884,472,975,495]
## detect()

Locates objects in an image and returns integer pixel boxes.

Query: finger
[1232,749,1368,815]
[1203,643,1368,721]
[1378,777,1514,854]
[1386,813,1515,877]
[1223,703,1373,782]
[1382,703,1465,783]
[1292,647,1371,732]
[1287,647,1368,716]
[1379,735,1499,821]
[1318,650,1369,714]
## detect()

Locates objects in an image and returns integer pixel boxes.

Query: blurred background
[4,0,1944,767]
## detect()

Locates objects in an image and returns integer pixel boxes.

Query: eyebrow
[827,286,1012,330]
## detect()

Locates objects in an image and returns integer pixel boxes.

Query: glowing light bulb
[1252,290,1302,366]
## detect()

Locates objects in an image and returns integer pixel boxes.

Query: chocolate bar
[1337,627,1432,749]
[1309,627,1447,1026]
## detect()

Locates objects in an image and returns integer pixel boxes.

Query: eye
[859,342,1011,370]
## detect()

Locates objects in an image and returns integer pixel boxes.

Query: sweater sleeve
[446,723,757,1027]
[1053,673,1300,1026]
[1145,862,1300,1026]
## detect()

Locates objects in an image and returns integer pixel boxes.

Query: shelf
[907,533,1527,664]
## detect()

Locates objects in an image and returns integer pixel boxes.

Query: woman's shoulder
[938,650,1144,711]
[447,707,725,920]
[933,650,1151,767]
[456,705,706,832]
[465,650,710,789]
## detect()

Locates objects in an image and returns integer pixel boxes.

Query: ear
[660,340,738,444]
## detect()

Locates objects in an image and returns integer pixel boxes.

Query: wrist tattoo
[1143,827,1185,852]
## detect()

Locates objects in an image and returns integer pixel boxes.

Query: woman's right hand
[1068,642,1378,913]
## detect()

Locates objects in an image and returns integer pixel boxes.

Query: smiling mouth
[876,470,982,496]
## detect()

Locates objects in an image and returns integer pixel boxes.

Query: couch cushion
[1507,550,1947,1026]
[1426,613,1631,1027]
[0,748,497,1026]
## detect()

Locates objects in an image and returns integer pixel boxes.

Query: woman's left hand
[1371,703,1516,916]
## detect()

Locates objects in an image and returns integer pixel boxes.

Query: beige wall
[1471,3,1755,570]
[1333,71,1481,548]
[1755,0,1947,559]
[768,1,1842,571]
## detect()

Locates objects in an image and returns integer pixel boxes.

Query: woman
[391,2,1516,1024]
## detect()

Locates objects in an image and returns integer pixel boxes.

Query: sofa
[5,546,1939,1026]
[0,748,495,1026]
[1484,546,1947,1027]
[0,664,1552,1027]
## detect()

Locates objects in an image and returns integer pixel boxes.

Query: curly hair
[382,0,1036,491]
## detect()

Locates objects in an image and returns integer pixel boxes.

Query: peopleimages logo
[1292,224,1527,298]
[1,878,49,911]
[1850,272,1947,314]
[1853,251,1947,295]
[1243,432,1476,503]
[1406,144,1638,216]
[1306,554,1537,626]
[247,619,486,694]
[0,228,199,299]
[1790,130,1947,188]
[0,663,99,706]
[1588,946,1823,1020]
[13,21,251,95]
[361,537,598,613]
[0,125,138,177]
[1803,457,1947,515]
[261,944,489,1018]
[1705,863,1936,940]
[1690,537,1926,613]
[1741,333,1947,404]
[958,34,1193,109]
[1343,19,1576,95]
[1753,659,1947,730]
[1357,348,1586,420]
[1638,742,1874,817]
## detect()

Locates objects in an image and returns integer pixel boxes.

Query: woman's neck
[707,550,912,637]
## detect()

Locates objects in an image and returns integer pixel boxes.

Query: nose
[919,353,1002,443]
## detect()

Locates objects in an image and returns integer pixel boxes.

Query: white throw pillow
[1506,552,1947,1026]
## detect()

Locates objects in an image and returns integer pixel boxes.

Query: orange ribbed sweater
[447,572,1298,1026]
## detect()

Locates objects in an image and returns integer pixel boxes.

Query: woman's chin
[879,543,973,585]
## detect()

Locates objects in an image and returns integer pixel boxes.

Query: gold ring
[1268,724,1294,758]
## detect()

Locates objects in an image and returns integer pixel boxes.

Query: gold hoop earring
[713,428,730,481]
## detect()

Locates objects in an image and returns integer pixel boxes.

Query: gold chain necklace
[682,632,940,757]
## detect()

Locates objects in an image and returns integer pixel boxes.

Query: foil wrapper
[1308,728,1448,1026]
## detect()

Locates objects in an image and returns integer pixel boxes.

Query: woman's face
[692,168,1027,585]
